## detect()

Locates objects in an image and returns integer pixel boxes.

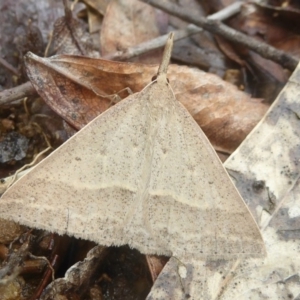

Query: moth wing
[0,91,152,246]
[135,85,266,259]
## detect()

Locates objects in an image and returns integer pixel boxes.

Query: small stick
[0,57,19,76]
[140,0,298,71]
[0,1,271,106]
[0,26,201,105]
[0,2,241,105]
[104,25,202,61]
[0,82,36,105]
[207,2,242,21]
[29,255,58,300]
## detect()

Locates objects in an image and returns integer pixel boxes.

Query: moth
[0,33,265,261]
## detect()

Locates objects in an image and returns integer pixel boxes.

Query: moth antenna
[157,32,174,77]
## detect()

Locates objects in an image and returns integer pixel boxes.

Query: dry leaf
[24,53,268,153]
[146,255,169,282]
[100,0,167,63]
[86,7,102,49]
[219,59,300,299]
[82,0,110,15]
[168,0,227,75]
[46,2,96,56]
[0,0,64,87]
[225,3,291,102]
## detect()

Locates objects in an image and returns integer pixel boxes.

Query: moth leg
[89,86,133,106]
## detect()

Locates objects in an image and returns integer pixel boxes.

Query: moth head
[151,74,169,84]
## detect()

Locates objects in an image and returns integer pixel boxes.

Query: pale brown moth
[0,33,265,261]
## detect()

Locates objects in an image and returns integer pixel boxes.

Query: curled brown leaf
[25,53,268,153]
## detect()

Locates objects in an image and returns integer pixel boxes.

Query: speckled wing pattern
[0,79,264,259]
[0,35,265,260]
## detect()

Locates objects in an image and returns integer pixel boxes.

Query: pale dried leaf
[219,59,300,299]
[100,0,167,63]
[83,0,110,15]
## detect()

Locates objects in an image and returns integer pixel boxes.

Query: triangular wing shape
[0,33,265,260]
[139,83,265,259]
[0,90,156,246]
[0,78,264,259]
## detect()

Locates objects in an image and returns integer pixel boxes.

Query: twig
[0,2,245,105]
[0,82,36,105]
[104,25,202,60]
[207,2,242,21]
[29,254,59,300]
[0,57,19,76]
[139,0,298,70]
[63,0,86,56]
[0,26,202,105]
[105,2,241,60]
